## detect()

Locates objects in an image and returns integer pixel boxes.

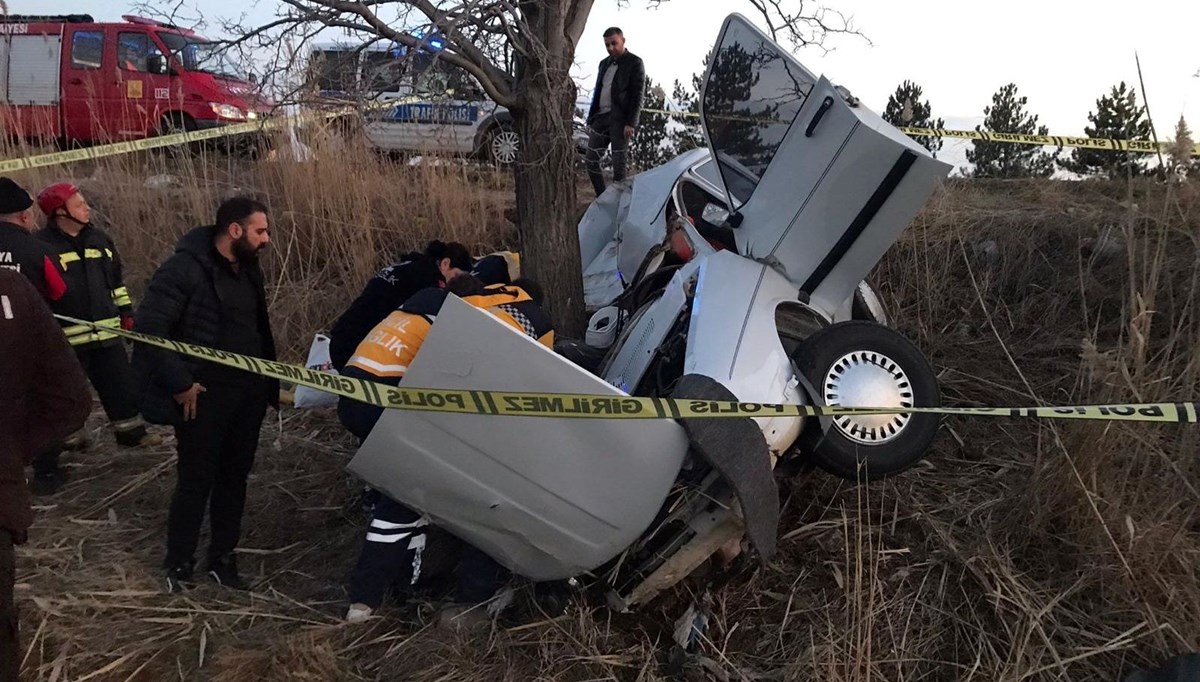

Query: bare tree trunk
[510,5,587,338]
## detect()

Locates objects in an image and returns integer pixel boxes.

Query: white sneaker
[345,603,373,624]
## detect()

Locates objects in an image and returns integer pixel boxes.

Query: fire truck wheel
[158,114,197,136]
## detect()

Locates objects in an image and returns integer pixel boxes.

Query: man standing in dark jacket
[33,183,160,493]
[0,269,92,682]
[0,177,66,302]
[131,197,278,593]
[585,27,646,197]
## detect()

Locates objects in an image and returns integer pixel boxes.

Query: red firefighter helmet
[36,182,81,217]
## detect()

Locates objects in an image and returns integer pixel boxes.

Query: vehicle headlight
[246,111,259,121]
[209,103,247,120]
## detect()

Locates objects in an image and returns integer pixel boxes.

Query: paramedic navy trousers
[165,380,268,567]
[340,396,510,608]
[348,496,429,608]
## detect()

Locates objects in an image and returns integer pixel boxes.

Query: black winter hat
[471,254,512,286]
[0,177,33,214]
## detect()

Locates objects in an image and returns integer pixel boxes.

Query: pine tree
[628,78,672,171]
[671,78,706,153]
[668,53,712,155]
[967,83,1057,178]
[882,80,944,157]
[1168,116,1197,180]
[1058,82,1154,179]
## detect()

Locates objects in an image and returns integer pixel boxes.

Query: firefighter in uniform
[34,183,160,490]
[338,275,554,625]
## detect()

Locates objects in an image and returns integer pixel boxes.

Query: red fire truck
[0,14,274,144]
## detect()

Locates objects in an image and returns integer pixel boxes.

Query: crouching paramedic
[328,241,474,373]
[337,275,554,623]
[33,183,159,488]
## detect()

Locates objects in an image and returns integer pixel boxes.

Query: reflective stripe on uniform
[111,286,132,307]
[370,518,427,531]
[346,355,409,376]
[58,248,113,269]
[345,311,432,379]
[365,531,410,544]
[112,416,146,433]
[62,316,122,346]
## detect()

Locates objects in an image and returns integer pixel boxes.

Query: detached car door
[700,14,951,314]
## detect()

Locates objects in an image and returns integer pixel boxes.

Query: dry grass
[8,130,1200,680]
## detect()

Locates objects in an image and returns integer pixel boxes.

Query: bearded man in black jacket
[132,197,278,593]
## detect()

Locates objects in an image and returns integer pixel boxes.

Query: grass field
[9,130,1200,681]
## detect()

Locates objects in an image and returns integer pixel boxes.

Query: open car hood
[346,296,690,580]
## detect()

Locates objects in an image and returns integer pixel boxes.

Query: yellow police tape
[9,99,1196,175]
[53,315,1200,424]
[0,98,418,174]
[640,108,1200,157]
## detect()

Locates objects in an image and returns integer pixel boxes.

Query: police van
[305,38,586,165]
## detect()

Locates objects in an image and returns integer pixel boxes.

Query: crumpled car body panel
[347,296,690,580]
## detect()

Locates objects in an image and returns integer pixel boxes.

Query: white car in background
[307,40,587,164]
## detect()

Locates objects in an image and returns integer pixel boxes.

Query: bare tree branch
[137,0,861,336]
[644,0,867,53]
[267,0,518,107]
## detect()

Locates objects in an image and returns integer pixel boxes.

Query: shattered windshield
[160,33,247,81]
[702,20,815,206]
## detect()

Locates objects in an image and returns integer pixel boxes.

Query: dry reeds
[8,132,1200,680]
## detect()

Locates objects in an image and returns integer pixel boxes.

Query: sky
[15,0,1200,171]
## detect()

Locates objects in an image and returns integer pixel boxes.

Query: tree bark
[510,4,587,338]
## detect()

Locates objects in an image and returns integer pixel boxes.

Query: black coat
[328,254,445,372]
[0,221,65,301]
[36,223,132,347]
[0,269,91,540]
[586,51,646,129]
[131,226,278,425]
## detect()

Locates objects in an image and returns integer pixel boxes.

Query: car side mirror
[248,72,259,85]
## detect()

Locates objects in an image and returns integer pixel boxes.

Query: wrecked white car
[348,13,952,612]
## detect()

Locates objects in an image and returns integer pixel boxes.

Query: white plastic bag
[293,333,339,409]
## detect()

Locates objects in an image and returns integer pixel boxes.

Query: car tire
[158,113,196,137]
[486,125,520,166]
[792,321,939,481]
[157,114,198,158]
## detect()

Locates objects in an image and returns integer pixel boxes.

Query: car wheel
[157,114,198,158]
[487,126,520,166]
[792,321,939,481]
[158,113,196,137]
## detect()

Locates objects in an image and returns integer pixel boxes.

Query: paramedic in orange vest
[337,274,553,625]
